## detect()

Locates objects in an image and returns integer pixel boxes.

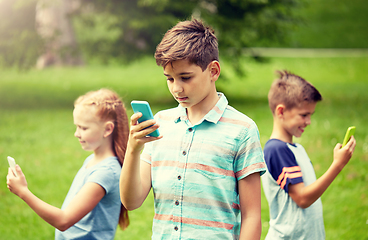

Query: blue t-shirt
[262,139,325,240]
[55,155,121,240]
[142,93,266,239]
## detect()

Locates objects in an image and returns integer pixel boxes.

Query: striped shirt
[142,93,266,239]
[262,139,325,239]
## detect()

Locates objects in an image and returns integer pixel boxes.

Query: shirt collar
[174,92,228,125]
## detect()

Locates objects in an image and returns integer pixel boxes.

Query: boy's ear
[209,61,220,81]
[104,121,115,138]
[275,104,285,118]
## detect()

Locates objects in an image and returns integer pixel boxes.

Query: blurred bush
[0,0,43,70]
[0,0,301,71]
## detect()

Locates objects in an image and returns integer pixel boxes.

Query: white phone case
[7,156,17,177]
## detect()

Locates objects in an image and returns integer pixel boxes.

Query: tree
[0,0,43,70]
[74,0,301,73]
[35,0,83,68]
[0,0,83,69]
[72,0,196,64]
[0,0,301,70]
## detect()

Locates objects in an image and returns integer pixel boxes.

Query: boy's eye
[181,76,191,81]
[166,77,174,81]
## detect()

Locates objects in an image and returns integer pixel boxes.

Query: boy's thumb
[335,143,342,150]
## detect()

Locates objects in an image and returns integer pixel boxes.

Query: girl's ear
[275,104,285,119]
[103,121,115,138]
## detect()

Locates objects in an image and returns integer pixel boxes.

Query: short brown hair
[268,70,322,114]
[154,18,219,71]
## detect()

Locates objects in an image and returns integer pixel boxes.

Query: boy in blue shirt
[262,70,356,239]
[120,19,266,239]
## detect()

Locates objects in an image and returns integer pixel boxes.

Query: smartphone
[342,126,356,147]
[131,100,160,137]
[7,156,17,177]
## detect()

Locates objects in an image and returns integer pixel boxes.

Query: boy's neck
[186,89,219,124]
[270,121,293,144]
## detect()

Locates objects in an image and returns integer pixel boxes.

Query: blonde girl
[7,88,129,239]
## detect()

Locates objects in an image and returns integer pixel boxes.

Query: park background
[0,0,367,239]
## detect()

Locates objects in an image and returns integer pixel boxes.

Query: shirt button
[175,200,179,206]
[182,151,186,156]
[177,175,181,180]
[174,226,178,231]
[188,128,193,132]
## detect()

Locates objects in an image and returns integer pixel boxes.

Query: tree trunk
[35,0,83,68]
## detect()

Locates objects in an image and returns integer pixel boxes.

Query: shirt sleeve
[87,161,120,194]
[235,122,266,180]
[264,140,303,193]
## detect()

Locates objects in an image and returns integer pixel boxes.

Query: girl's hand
[7,165,29,198]
[128,112,162,152]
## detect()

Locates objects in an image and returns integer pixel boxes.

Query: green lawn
[1,56,367,239]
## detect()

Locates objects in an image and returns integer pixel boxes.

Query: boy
[120,19,266,239]
[262,70,356,239]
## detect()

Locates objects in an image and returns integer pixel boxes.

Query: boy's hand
[333,136,356,170]
[128,112,162,153]
[7,165,29,198]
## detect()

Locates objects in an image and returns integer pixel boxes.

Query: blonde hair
[268,70,322,114]
[74,88,129,230]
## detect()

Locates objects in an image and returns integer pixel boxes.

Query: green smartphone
[342,126,356,147]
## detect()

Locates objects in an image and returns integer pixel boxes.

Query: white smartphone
[7,156,17,177]
[131,100,160,137]
[342,126,356,147]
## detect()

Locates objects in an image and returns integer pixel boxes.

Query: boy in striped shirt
[120,19,266,239]
[262,70,356,239]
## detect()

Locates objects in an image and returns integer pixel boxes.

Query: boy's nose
[305,116,311,125]
[172,81,183,93]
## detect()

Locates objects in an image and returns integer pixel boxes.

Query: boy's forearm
[239,216,262,240]
[290,142,355,208]
[292,163,342,208]
[119,146,149,210]
[238,173,262,240]
[308,162,342,198]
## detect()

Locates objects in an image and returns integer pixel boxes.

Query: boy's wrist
[330,160,345,174]
[127,143,144,156]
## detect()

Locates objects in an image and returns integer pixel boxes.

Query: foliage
[1,0,367,69]
[73,0,301,72]
[0,0,43,70]
[262,0,368,48]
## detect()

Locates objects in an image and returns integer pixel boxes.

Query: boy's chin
[293,134,303,139]
[178,101,190,107]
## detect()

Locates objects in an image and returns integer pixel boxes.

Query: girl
[7,88,129,239]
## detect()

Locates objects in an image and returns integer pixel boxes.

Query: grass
[1,56,367,239]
